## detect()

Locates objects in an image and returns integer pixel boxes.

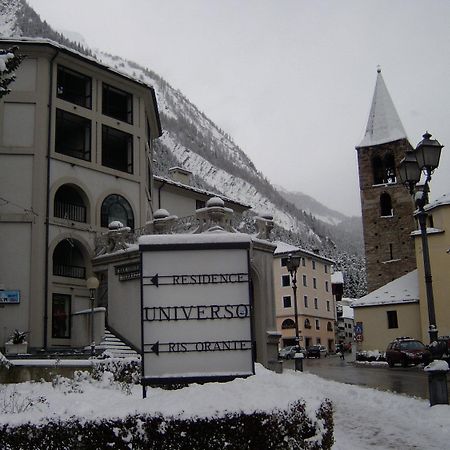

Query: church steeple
[358,68,408,148]
[356,68,416,293]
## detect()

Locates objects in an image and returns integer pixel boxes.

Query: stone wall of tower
[357,138,417,293]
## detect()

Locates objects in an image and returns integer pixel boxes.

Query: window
[304,318,311,329]
[196,200,206,210]
[327,321,333,331]
[281,319,296,329]
[326,301,330,312]
[53,239,86,279]
[281,257,288,267]
[313,277,317,289]
[101,194,134,229]
[325,281,329,292]
[324,264,328,274]
[389,243,394,260]
[314,298,318,309]
[283,296,292,308]
[52,293,71,338]
[55,109,91,161]
[316,338,321,344]
[103,83,133,123]
[282,275,290,287]
[315,319,320,330]
[302,275,307,287]
[304,295,308,308]
[102,125,133,173]
[54,185,87,223]
[387,310,398,329]
[312,260,316,270]
[372,153,396,184]
[380,192,393,216]
[57,66,92,108]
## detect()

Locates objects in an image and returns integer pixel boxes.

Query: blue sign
[354,322,363,335]
[0,290,20,304]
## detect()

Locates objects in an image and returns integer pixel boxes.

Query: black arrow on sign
[151,341,160,356]
[150,274,159,287]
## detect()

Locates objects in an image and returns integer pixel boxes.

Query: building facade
[274,242,336,351]
[0,39,161,350]
[356,69,416,293]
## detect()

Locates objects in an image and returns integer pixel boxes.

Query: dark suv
[385,337,431,368]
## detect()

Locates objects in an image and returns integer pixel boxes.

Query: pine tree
[0,46,23,99]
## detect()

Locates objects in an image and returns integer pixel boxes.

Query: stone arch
[50,177,93,224]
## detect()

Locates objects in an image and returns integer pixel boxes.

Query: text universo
[143,304,251,321]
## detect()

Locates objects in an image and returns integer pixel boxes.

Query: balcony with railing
[53,263,86,279]
[54,200,87,223]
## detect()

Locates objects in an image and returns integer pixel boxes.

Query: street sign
[140,234,254,385]
[354,322,363,335]
[355,334,363,342]
[0,290,20,304]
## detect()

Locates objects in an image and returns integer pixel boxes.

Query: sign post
[140,234,254,392]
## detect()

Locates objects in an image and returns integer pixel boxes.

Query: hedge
[0,398,333,449]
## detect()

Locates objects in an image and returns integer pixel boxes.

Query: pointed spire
[358,68,407,148]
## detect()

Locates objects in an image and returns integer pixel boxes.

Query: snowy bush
[91,356,141,384]
[356,350,385,362]
[0,398,333,449]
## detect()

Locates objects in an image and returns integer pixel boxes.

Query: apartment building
[274,242,336,351]
[0,38,161,350]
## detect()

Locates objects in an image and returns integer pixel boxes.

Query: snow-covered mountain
[0,0,366,297]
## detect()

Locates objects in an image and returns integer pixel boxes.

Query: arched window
[304,318,311,329]
[384,154,396,183]
[380,193,393,217]
[54,185,87,223]
[372,156,384,184]
[101,194,134,229]
[281,319,296,329]
[53,238,86,279]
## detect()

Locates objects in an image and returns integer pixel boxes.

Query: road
[284,354,449,400]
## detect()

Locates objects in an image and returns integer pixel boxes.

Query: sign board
[140,237,254,385]
[354,322,363,335]
[0,290,20,304]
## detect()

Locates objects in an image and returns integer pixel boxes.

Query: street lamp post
[399,132,443,344]
[86,275,100,356]
[286,253,301,369]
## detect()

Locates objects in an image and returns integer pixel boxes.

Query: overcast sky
[27,0,450,216]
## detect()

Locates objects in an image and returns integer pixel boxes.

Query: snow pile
[424,359,449,372]
[1,362,450,448]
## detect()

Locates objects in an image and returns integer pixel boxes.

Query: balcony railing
[53,263,86,279]
[54,200,86,223]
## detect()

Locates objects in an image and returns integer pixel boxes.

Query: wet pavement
[283,354,450,400]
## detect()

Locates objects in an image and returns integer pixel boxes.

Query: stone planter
[4,341,28,355]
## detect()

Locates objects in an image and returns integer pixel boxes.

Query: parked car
[306,345,322,358]
[318,345,328,357]
[279,345,306,359]
[385,337,431,368]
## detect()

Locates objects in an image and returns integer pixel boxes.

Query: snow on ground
[1,363,450,449]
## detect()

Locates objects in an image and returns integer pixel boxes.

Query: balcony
[54,200,86,223]
[53,263,86,279]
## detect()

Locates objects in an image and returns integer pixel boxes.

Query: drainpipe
[43,50,59,350]
[157,179,167,210]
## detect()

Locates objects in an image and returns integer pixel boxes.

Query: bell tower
[356,69,417,293]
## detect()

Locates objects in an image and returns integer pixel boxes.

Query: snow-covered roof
[273,241,300,255]
[357,69,408,148]
[273,241,334,263]
[424,192,450,212]
[341,305,354,320]
[351,270,418,308]
[154,175,250,209]
[331,271,344,284]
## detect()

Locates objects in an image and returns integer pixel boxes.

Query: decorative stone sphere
[153,209,170,219]
[108,220,124,230]
[206,197,224,208]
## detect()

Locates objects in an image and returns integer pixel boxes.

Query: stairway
[96,329,139,358]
